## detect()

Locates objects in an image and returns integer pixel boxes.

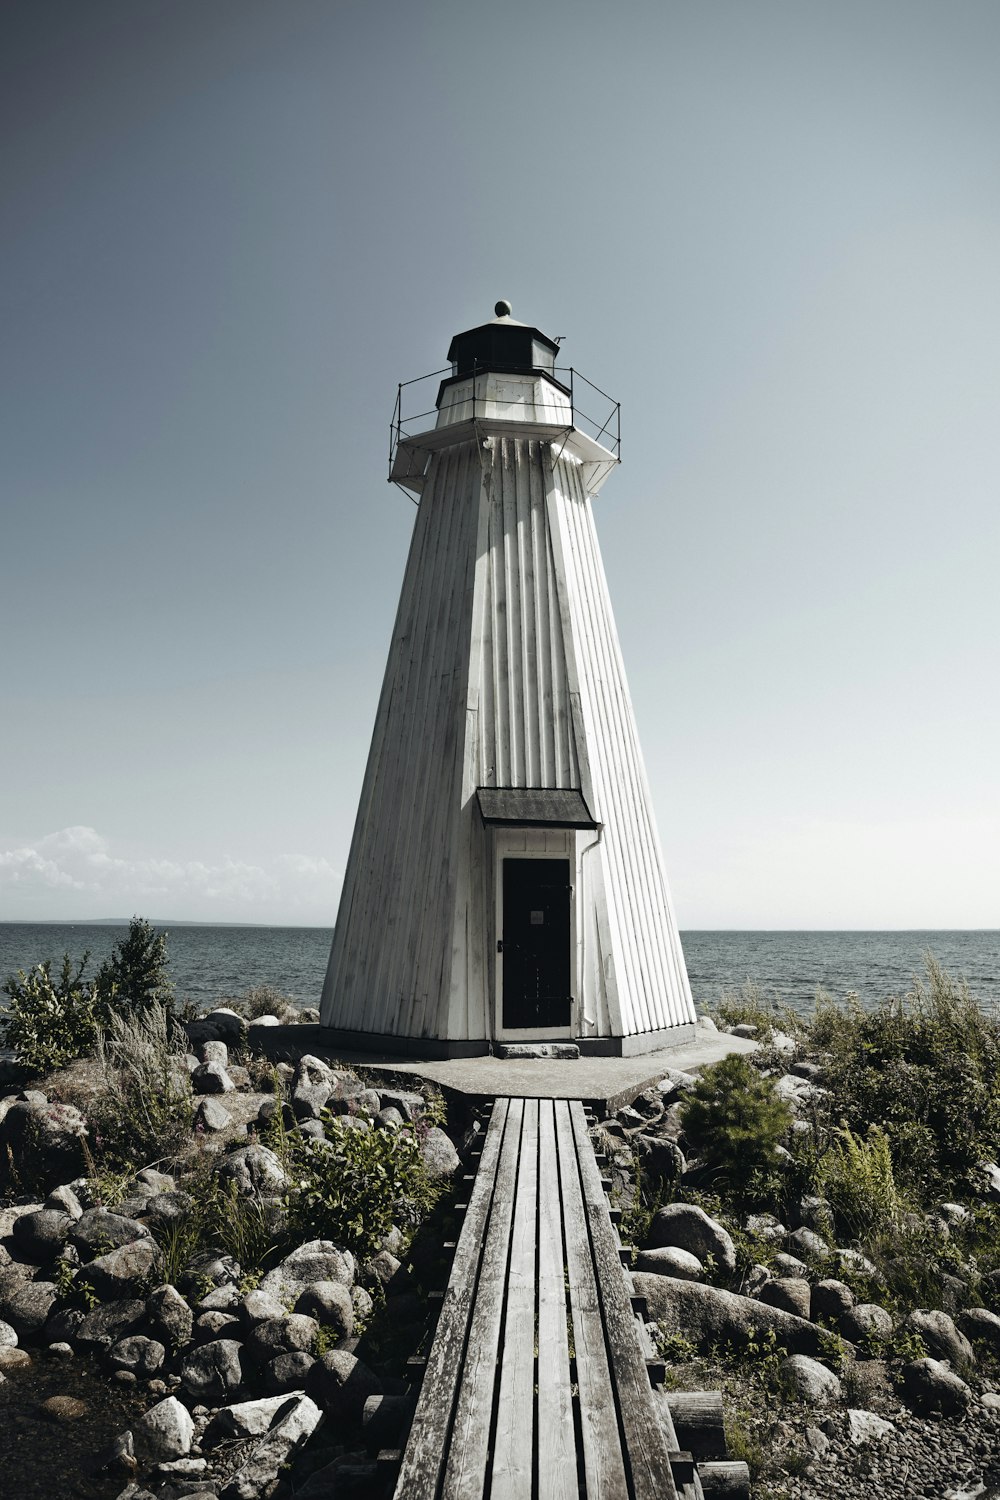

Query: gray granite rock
[132,1395,194,1462]
[192,1061,235,1095]
[780,1353,842,1404]
[260,1240,354,1301]
[957,1306,1000,1356]
[75,1299,146,1352]
[216,1144,287,1197]
[12,1208,73,1262]
[217,1392,322,1500]
[246,1313,319,1362]
[843,1407,895,1444]
[180,1338,245,1403]
[44,1184,84,1219]
[633,1274,834,1357]
[294,1279,354,1338]
[109,1335,167,1377]
[840,1303,894,1345]
[146,1284,194,1347]
[0,1275,58,1336]
[635,1246,703,1280]
[420,1127,460,1179]
[810,1279,855,1322]
[648,1203,737,1276]
[195,1097,233,1132]
[264,1350,316,1392]
[902,1356,973,1413]
[306,1348,383,1424]
[904,1309,974,1368]
[71,1209,151,1259]
[756,1277,812,1319]
[85,1239,162,1300]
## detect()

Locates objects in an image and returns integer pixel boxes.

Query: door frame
[493,830,576,1042]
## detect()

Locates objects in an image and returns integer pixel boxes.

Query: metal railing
[389,362,620,476]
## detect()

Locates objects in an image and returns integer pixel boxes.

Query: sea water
[1,923,998,1019]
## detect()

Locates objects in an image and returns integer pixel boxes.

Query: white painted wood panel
[320,403,695,1043]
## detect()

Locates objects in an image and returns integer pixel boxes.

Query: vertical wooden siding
[546,451,696,1035]
[320,427,695,1042]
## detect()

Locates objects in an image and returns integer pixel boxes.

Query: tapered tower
[320,304,696,1055]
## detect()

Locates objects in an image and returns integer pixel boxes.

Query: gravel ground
[667,1357,1000,1499]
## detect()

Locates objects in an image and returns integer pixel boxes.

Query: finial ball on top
[494,299,512,317]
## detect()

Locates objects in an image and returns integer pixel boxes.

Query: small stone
[133,1395,195,1462]
[0,1347,31,1370]
[780,1354,842,1404]
[635,1246,703,1280]
[843,1408,895,1444]
[757,1278,811,1319]
[0,1319,18,1348]
[420,1127,460,1179]
[192,1061,235,1094]
[39,1394,88,1421]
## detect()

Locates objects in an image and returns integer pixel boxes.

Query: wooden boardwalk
[389,1097,703,1500]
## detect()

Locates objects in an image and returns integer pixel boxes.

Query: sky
[2,0,998,930]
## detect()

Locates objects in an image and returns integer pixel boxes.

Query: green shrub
[2,917,175,1073]
[680,1054,793,1194]
[1,955,114,1073]
[704,980,804,1042]
[819,1123,904,1240]
[87,1001,193,1170]
[283,1114,440,1261]
[94,917,174,1016]
[809,958,1000,1203]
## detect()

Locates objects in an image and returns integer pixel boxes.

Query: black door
[501,858,571,1030]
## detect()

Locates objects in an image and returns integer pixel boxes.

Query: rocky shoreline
[0,1006,464,1500]
[589,1015,1000,1500]
[3,976,1000,1499]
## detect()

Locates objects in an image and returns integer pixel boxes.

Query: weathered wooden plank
[490,1097,539,1500]
[442,1096,524,1500]
[536,1099,578,1500]
[569,1101,679,1500]
[554,1100,629,1500]
[392,1097,510,1500]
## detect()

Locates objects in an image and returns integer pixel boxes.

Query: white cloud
[0,827,341,922]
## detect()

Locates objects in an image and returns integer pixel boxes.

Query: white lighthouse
[320,304,696,1056]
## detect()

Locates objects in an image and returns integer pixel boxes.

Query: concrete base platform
[253,1020,756,1115]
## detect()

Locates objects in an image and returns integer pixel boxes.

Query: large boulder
[0,1096,88,1187]
[70,1209,150,1259]
[260,1241,354,1303]
[146,1284,194,1347]
[132,1395,194,1462]
[903,1309,974,1368]
[217,1392,322,1500]
[306,1349,383,1424]
[902,1357,972,1414]
[84,1239,162,1300]
[246,1314,319,1363]
[634,1274,835,1358]
[180,1338,246,1403]
[780,1354,842,1404]
[648,1204,736,1276]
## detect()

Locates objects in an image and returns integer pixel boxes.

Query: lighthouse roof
[447,301,561,371]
